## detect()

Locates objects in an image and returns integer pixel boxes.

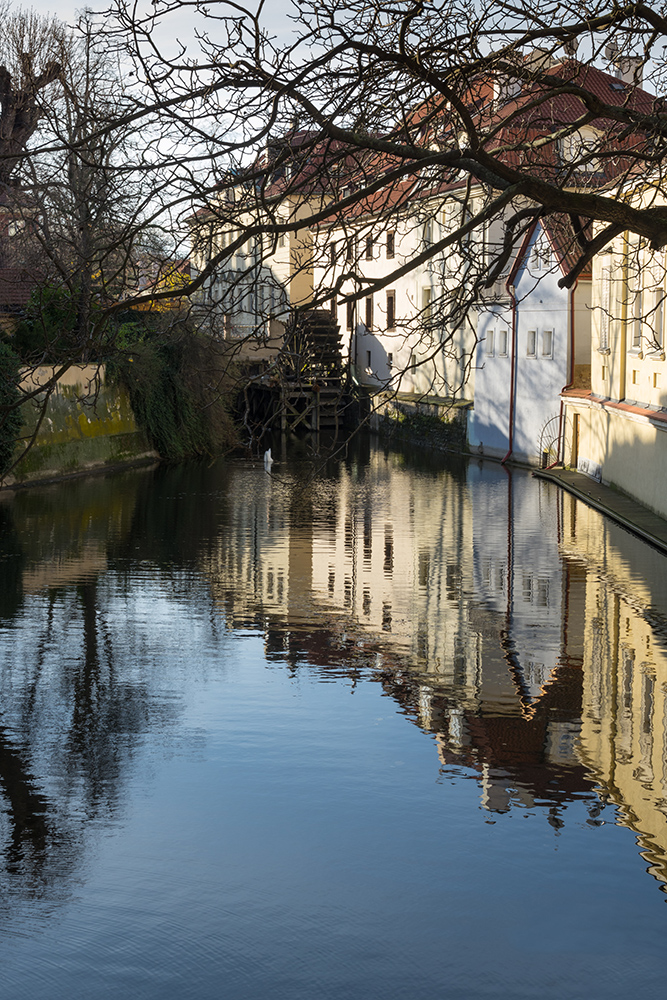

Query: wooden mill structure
[247,309,349,435]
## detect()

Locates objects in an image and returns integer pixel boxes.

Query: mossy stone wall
[5,365,158,486]
[371,391,471,453]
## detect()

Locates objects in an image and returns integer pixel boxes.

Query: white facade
[469,221,591,465]
[312,192,487,402]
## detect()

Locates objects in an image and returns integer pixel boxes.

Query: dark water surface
[0,438,666,999]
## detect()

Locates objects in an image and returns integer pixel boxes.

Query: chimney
[524,47,558,74]
[605,45,643,86]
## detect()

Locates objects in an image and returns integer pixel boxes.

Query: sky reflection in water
[0,439,665,999]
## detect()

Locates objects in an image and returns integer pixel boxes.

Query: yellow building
[562,182,667,517]
[189,134,330,360]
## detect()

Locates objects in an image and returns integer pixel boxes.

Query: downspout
[501,280,518,465]
[620,231,629,402]
[501,220,537,466]
[546,277,579,469]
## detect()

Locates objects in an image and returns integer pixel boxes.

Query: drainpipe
[501,281,518,465]
[619,232,629,402]
[546,277,579,469]
[501,220,538,466]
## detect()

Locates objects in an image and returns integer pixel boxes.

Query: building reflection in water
[558,491,667,887]
[1,442,667,905]
[201,447,667,890]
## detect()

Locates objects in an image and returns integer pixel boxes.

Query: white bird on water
[264,448,274,472]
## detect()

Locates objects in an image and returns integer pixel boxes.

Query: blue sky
[23,1,297,50]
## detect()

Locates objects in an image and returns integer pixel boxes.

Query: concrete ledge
[533,466,667,555]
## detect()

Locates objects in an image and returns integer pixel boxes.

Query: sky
[18,0,297,58]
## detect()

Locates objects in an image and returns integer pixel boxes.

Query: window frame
[386,290,396,331]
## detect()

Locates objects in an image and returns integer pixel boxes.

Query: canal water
[0,438,665,999]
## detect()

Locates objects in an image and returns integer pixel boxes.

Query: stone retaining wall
[4,364,158,487]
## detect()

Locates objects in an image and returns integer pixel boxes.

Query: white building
[469,217,591,465]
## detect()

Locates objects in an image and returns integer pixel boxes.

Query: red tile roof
[0,267,33,309]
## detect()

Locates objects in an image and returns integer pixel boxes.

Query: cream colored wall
[590,240,624,400]
[288,198,315,307]
[567,188,667,516]
[590,191,667,406]
[564,397,667,519]
[574,280,592,367]
[190,189,327,331]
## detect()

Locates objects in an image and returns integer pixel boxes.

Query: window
[386,231,395,259]
[366,350,372,368]
[386,291,396,330]
[345,238,354,262]
[542,330,553,358]
[346,301,355,331]
[531,239,552,270]
[422,287,432,321]
[535,578,549,608]
[278,230,286,249]
[599,267,611,351]
[632,287,643,349]
[329,242,336,266]
[531,242,540,270]
[523,573,533,602]
[632,369,639,385]
[365,235,373,260]
[559,131,599,172]
[486,330,495,357]
[387,352,393,368]
[365,296,373,331]
[527,330,537,356]
[651,289,665,352]
[498,328,508,356]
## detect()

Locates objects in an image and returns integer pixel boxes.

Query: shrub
[0,341,24,476]
[109,319,238,460]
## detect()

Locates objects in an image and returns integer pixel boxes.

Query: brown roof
[0,267,33,309]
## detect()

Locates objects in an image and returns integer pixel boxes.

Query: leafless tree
[4,1,667,459]
[93,3,667,412]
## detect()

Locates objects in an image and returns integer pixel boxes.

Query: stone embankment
[3,364,158,488]
[370,390,472,454]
